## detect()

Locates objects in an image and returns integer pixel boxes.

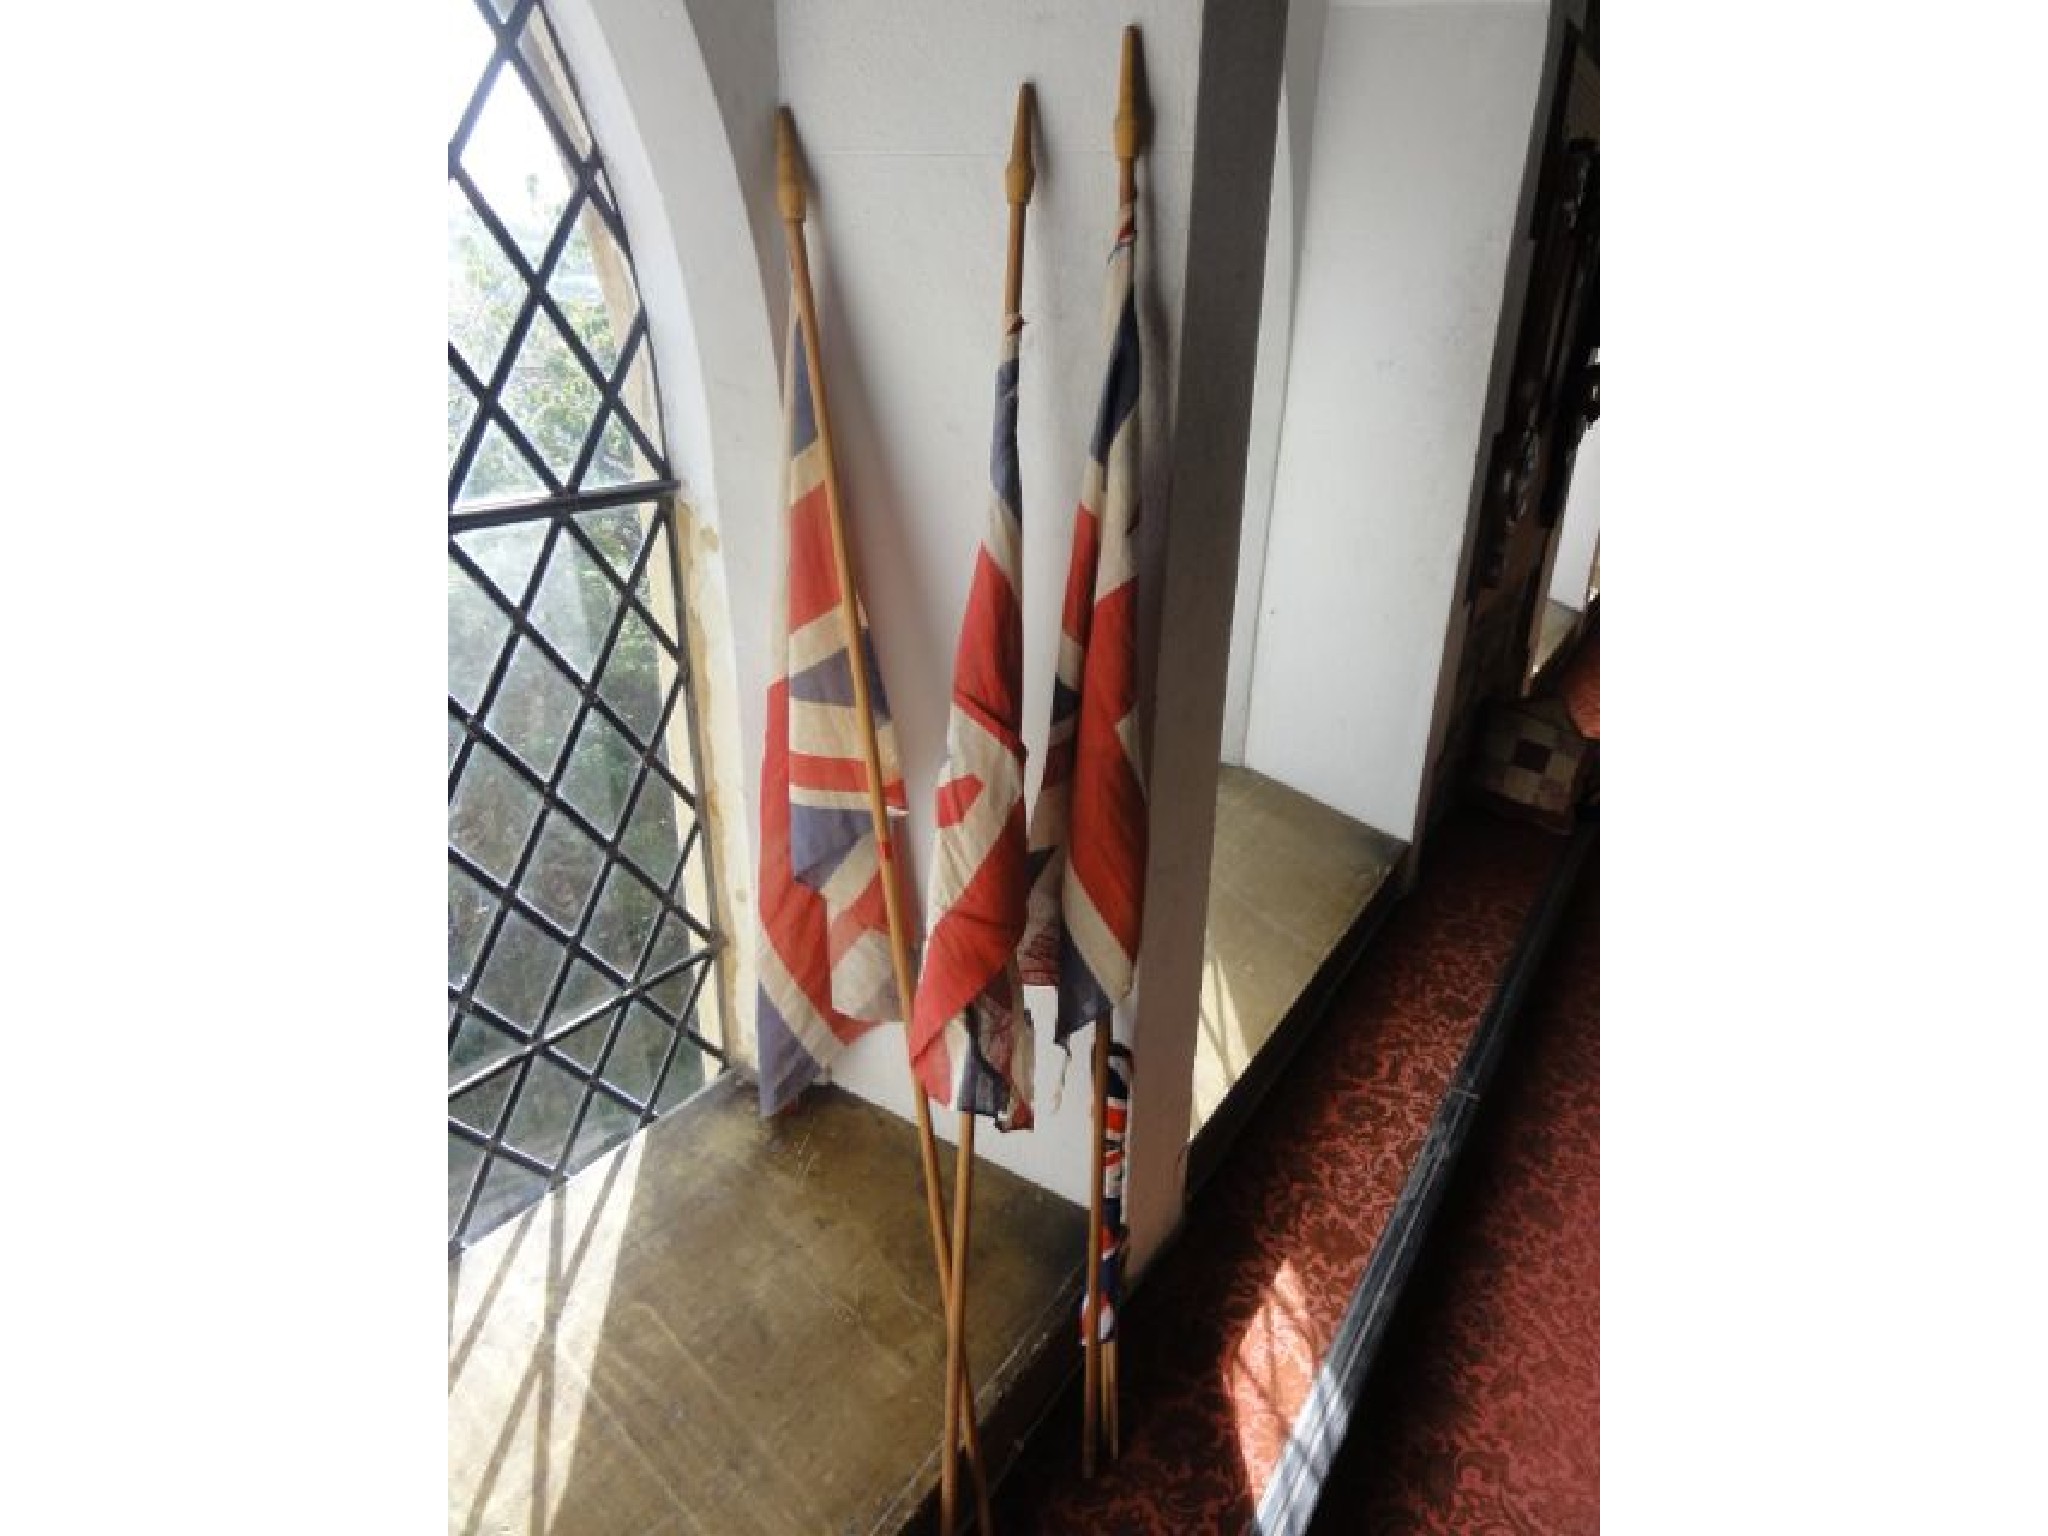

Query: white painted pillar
[1121,0,1293,1274]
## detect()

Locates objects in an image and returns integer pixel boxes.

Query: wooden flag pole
[1005,84,1037,312]
[943,1114,977,1533]
[1081,1015,1111,1479]
[1107,1326,1122,1458]
[936,80,1038,1536]
[1083,24,1147,1481]
[943,79,1037,1533]
[775,107,993,1535]
[1115,23,1146,209]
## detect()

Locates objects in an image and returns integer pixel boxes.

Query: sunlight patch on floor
[1192,766,1402,1139]
[449,1134,645,1535]
[1229,1259,1322,1503]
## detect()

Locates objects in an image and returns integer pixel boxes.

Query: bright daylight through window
[447,0,724,1252]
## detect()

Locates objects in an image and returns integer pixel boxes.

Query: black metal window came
[448,0,724,1253]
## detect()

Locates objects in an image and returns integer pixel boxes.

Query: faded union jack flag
[755,314,907,1118]
[1018,208,1146,1046]
[1093,1043,1133,1339]
[911,317,1034,1130]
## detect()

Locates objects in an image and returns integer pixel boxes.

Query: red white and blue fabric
[1090,1042,1133,1341]
[910,317,1035,1130]
[755,313,908,1118]
[1018,208,1146,1046]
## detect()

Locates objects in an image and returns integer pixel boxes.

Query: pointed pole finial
[1114,26,1147,159]
[775,105,806,224]
[1114,25,1146,205]
[1006,83,1037,208]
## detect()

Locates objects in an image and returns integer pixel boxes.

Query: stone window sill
[449,1075,1085,1535]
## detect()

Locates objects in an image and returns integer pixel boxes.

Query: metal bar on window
[448,478,680,531]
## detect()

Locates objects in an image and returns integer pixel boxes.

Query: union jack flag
[1092,1042,1133,1340]
[910,317,1034,1130]
[1018,208,1146,1046]
[755,312,908,1118]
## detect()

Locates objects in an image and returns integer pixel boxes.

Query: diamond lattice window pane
[547,213,624,375]
[585,345,662,491]
[598,609,668,745]
[571,504,652,582]
[584,864,662,977]
[484,637,581,781]
[583,408,652,492]
[449,1131,486,1237]
[450,742,541,886]
[502,1055,585,1170]
[448,561,512,714]
[554,1008,619,1073]
[529,530,622,681]
[461,419,548,505]
[519,810,606,931]
[448,363,480,469]
[655,1035,714,1113]
[473,907,569,1032]
[447,183,527,389]
[647,956,708,1025]
[565,1089,640,1175]
[619,780,684,891]
[503,311,604,484]
[645,911,703,980]
[603,1004,674,1106]
[448,861,497,988]
[548,955,620,1028]
[456,520,550,606]
[470,1158,548,1238]
[459,48,576,271]
[450,1012,521,1087]
[451,1070,515,1140]
[447,0,497,133]
[557,712,637,838]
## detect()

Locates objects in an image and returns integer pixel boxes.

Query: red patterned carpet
[995,810,1568,1534]
[1307,861,1600,1535]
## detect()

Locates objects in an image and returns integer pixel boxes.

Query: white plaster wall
[1219,116,1293,768]
[1221,0,1331,765]
[1241,0,1551,845]
[1549,420,1600,609]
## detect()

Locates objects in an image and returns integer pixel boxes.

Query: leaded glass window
[448,0,724,1252]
